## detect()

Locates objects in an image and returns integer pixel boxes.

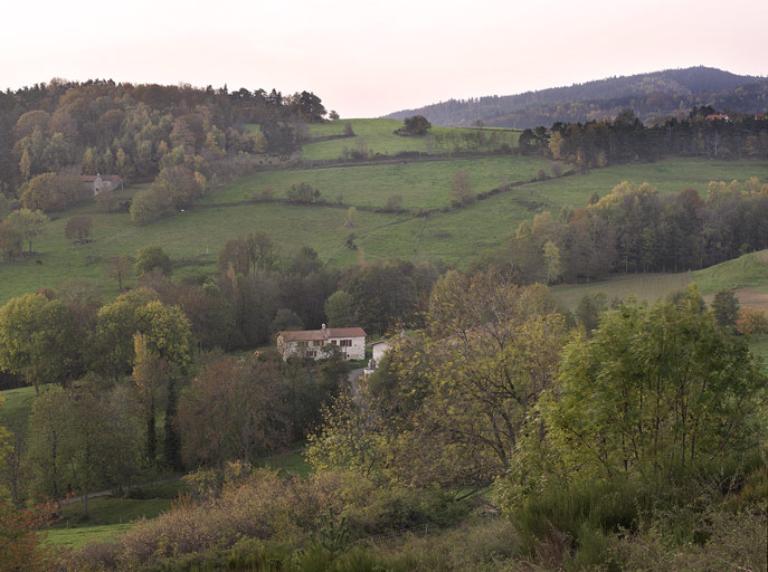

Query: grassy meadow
[302,118,520,160]
[552,249,768,312]
[0,119,767,306]
[203,154,556,209]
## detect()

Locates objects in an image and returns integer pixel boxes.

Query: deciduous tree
[64,215,93,243]
[5,208,48,255]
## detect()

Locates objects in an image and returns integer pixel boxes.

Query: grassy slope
[202,155,554,210]
[0,117,765,305]
[45,482,186,549]
[528,159,768,201]
[552,250,768,312]
[45,524,133,548]
[552,273,694,310]
[691,250,768,293]
[303,118,520,160]
[0,199,404,304]
[0,385,35,434]
[40,449,311,549]
[551,251,768,369]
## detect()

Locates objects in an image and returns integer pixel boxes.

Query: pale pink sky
[2,0,766,117]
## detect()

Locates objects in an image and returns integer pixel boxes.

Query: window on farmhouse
[306,350,317,358]
[313,340,322,346]
[340,339,352,347]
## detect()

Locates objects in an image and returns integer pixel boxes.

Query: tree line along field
[552,250,768,366]
[300,118,521,160]
[0,382,311,549]
[552,249,768,311]
[0,117,767,305]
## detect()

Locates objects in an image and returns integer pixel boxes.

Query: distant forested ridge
[0,80,326,196]
[387,66,768,128]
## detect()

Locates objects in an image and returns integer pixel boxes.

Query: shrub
[135,246,172,276]
[384,194,404,212]
[450,170,475,207]
[507,478,647,560]
[394,116,431,137]
[153,164,207,208]
[287,182,322,204]
[64,215,93,243]
[67,470,470,570]
[129,186,174,224]
[736,307,768,334]
[609,508,767,571]
[19,171,90,212]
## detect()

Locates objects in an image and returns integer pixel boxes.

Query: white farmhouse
[276,325,366,361]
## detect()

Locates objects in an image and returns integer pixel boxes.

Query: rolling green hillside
[0,118,767,306]
[553,250,768,311]
[202,155,555,210]
[302,118,520,160]
[551,250,768,368]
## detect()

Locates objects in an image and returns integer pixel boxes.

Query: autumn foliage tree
[309,270,568,487]
[177,356,289,467]
[4,208,47,255]
[0,292,86,391]
[64,215,93,243]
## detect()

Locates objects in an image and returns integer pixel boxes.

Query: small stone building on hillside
[81,173,124,196]
[276,325,366,361]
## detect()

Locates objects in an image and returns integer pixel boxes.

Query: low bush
[508,478,648,565]
[63,470,470,570]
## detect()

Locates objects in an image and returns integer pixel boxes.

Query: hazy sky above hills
[2,0,766,117]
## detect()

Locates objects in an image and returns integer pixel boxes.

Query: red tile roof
[279,327,366,342]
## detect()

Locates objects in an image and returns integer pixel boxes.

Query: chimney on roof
[321,323,327,330]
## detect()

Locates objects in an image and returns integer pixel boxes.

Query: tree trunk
[147,399,156,465]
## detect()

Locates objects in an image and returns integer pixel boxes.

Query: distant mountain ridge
[386,67,768,128]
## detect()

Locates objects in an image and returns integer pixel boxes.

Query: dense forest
[494,178,768,283]
[387,66,768,128]
[0,79,326,197]
[518,107,768,166]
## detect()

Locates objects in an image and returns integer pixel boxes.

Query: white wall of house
[277,335,365,361]
[330,336,365,360]
[372,342,390,364]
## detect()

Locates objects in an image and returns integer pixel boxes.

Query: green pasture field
[203,154,556,210]
[0,198,405,305]
[45,523,133,549]
[528,158,768,205]
[302,118,520,160]
[0,384,36,434]
[551,250,768,312]
[0,125,766,307]
[551,272,694,310]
